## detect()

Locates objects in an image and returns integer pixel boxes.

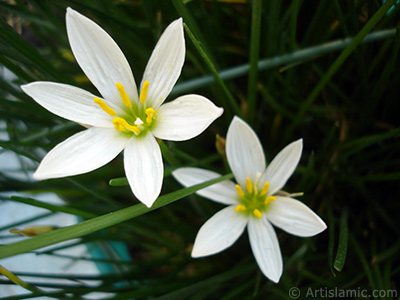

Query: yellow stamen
[246,177,253,194]
[253,209,262,218]
[235,204,246,212]
[145,108,156,124]
[260,182,270,196]
[140,80,150,103]
[112,117,140,134]
[116,82,132,108]
[94,97,117,116]
[265,196,277,205]
[235,184,245,197]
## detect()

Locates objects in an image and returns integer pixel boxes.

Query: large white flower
[21,8,223,208]
[172,116,326,282]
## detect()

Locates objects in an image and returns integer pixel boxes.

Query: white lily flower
[172,116,326,282]
[21,8,223,208]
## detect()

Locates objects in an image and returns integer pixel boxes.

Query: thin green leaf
[172,29,397,95]
[0,264,41,293]
[0,17,69,83]
[9,196,96,218]
[247,0,262,125]
[0,173,233,259]
[288,0,398,134]
[109,177,129,187]
[333,208,348,272]
[183,23,241,118]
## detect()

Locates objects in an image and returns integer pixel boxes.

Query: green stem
[247,0,262,125]
[0,173,233,259]
[288,0,397,135]
[183,23,241,118]
[9,196,96,219]
[0,264,41,293]
[171,28,396,95]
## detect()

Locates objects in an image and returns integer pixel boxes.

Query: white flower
[172,116,326,283]
[21,8,223,208]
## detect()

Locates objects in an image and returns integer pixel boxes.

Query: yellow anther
[260,182,270,196]
[112,117,140,134]
[253,209,262,218]
[246,177,253,194]
[235,184,245,197]
[116,83,132,108]
[265,196,277,205]
[94,97,117,116]
[145,107,156,124]
[114,124,125,131]
[235,204,247,212]
[140,80,150,103]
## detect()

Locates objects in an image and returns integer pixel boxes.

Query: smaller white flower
[172,116,326,283]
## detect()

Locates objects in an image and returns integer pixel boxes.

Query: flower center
[234,177,276,219]
[94,81,157,136]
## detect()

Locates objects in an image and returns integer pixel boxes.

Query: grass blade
[0,173,233,259]
[333,208,348,272]
[288,0,398,135]
[247,0,262,125]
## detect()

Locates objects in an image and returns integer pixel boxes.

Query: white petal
[172,167,238,205]
[124,134,163,208]
[34,127,128,180]
[226,116,266,188]
[66,8,138,105]
[21,82,115,128]
[259,139,303,195]
[141,18,185,109]
[265,196,327,237]
[192,205,248,257]
[152,95,223,141]
[248,217,283,283]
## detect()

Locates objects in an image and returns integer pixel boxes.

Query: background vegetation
[0,0,399,299]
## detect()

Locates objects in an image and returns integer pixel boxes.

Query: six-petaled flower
[173,116,327,282]
[22,8,223,207]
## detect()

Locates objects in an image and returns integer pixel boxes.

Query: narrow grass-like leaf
[0,264,41,293]
[247,0,262,125]
[333,208,348,272]
[349,234,376,290]
[172,29,396,95]
[154,262,254,300]
[327,203,336,276]
[109,177,129,187]
[9,196,96,218]
[171,0,210,57]
[289,0,397,134]
[338,127,400,163]
[373,240,400,263]
[0,173,233,259]
[0,17,69,83]
[183,23,241,118]
[290,0,300,51]
[0,212,53,232]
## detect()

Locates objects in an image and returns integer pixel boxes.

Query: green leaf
[183,23,241,118]
[0,17,69,83]
[0,173,233,259]
[172,29,397,95]
[288,0,398,135]
[9,196,97,218]
[109,177,129,186]
[333,208,348,272]
[246,0,262,125]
